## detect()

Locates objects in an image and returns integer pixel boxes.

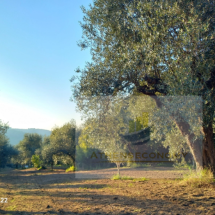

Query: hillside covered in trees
[5,128,51,146]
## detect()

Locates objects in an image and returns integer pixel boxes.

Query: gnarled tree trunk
[203,122,215,173]
[151,96,204,172]
[174,119,203,172]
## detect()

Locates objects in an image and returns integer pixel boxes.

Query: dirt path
[0,168,214,215]
[74,167,191,179]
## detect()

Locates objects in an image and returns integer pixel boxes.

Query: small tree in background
[31,155,42,169]
[49,121,76,166]
[41,121,76,170]
[0,120,18,168]
[78,97,131,175]
[16,133,42,167]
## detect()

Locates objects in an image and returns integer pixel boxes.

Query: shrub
[65,165,77,172]
[31,155,43,168]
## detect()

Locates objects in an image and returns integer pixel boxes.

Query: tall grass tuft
[180,168,215,188]
[111,174,133,180]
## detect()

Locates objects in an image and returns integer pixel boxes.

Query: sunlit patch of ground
[0,168,214,215]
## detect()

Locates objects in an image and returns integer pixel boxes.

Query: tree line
[0,119,113,171]
[0,120,75,169]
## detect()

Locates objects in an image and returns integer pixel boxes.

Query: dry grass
[180,168,215,188]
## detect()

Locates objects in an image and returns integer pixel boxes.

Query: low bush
[65,165,77,172]
[31,155,43,169]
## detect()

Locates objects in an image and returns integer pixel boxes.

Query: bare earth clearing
[0,167,215,215]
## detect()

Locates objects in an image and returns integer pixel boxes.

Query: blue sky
[0,0,93,130]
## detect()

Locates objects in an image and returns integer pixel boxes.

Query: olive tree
[71,0,215,172]
[0,120,19,168]
[49,121,76,165]
[41,121,76,170]
[78,96,133,175]
[16,133,42,167]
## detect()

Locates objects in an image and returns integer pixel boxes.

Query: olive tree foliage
[79,96,132,175]
[31,155,42,168]
[41,143,55,170]
[0,121,10,167]
[41,121,76,169]
[0,121,9,166]
[34,136,50,159]
[11,146,23,168]
[71,0,215,172]
[0,120,18,168]
[73,125,92,168]
[15,133,42,166]
[127,95,201,165]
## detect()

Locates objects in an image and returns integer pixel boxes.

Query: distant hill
[5,128,51,146]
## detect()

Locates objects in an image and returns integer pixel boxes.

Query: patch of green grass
[111,174,133,180]
[112,175,148,181]
[128,183,134,187]
[79,187,87,190]
[6,206,16,211]
[121,175,134,180]
[133,177,148,182]
[111,174,121,180]
[174,178,183,182]
[155,162,163,167]
[174,163,194,170]
[141,163,152,167]
[128,163,151,168]
[134,209,141,212]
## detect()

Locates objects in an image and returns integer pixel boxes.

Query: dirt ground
[0,167,215,215]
